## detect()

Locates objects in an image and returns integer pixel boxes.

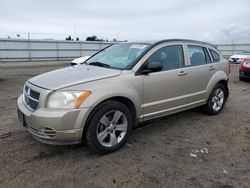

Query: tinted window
[209,49,220,62]
[188,45,209,65]
[147,45,184,70]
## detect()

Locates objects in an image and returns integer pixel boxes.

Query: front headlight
[46,91,91,109]
[243,61,250,67]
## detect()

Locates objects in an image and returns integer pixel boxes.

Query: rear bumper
[17,95,90,145]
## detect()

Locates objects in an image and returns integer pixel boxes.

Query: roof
[132,39,217,49]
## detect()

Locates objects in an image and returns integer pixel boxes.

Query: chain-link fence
[0,38,115,62]
[217,43,250,58]
[0,38,250,62]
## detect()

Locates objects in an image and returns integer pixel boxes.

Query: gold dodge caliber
[17,39,230,154]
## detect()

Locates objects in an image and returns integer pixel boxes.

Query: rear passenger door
[184,44,220,106]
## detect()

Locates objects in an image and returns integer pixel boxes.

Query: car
[229,51,250,64]
[71,56,90,66]
[239,57,250,81]
[17,39,230,154]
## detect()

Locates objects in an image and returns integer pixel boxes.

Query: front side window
[86,43,150,70]
[209,49,220,62]
[147,45,184,70]
[187,45,211,66]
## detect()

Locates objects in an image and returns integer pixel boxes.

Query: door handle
[178,71,188,76]
[209,66,215,70]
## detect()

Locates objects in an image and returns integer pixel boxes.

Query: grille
[23,85,40,110]
[232,58,239,62]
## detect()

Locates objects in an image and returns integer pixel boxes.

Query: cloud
[218,24,250,43]
[199,24,250,44]
[0,0,250,43]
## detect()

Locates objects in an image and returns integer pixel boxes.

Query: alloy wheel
[96,110,128,147]
[212,88,225,112]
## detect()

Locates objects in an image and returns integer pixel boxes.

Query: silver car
[17,39,229,154]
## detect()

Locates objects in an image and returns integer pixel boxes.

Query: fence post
[99,42,102,50]
[79,41,82,57]
[56,41,59,60]
[232,41,235,55]
[28,33,31,61]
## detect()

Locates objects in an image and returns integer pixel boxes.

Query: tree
[86,35,97,41]
[66,35,72,40]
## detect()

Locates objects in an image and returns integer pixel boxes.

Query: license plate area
[17,109,26,127]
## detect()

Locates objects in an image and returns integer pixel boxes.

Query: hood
[28,65,121,90]
[230,54,250,59]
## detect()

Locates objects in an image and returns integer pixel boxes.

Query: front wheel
[85,101,133,154]
[203,83,226,115]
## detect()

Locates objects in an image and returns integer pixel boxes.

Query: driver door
[141,43,189,120]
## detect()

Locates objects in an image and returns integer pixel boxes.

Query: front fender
[83,84,142,115]
[64,74,143,119]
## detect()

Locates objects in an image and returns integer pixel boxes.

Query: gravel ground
[0,62,249,188]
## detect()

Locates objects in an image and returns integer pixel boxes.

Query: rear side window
[147,45,184,70]
[187,45,210,66]
[209,49,220,62]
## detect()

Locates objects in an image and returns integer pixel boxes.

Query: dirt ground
[0,61,249,188]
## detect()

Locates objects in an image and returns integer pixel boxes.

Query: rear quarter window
[209,49,220,62]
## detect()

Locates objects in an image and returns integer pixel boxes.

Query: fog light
[41,127,56,137]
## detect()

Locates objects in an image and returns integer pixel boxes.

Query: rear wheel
[203,83,226,115]
[85,101,133,154]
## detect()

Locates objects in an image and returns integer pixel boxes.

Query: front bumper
[239,69,250,78]
[229,59,242,64]
[17,95,90,145]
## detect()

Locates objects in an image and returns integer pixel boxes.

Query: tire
[203,83,226,115]
[85,100,133,154]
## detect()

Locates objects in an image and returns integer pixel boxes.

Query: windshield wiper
[88,62,111,68]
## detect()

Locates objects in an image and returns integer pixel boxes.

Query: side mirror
[142,61,163,74]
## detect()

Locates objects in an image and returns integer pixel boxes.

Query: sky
[0,0,250,44]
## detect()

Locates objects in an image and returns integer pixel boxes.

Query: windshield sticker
[130,44,148,49]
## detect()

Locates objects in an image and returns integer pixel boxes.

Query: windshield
[86,43,150,70]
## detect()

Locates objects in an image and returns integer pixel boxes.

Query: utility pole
[74,22,77,40]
